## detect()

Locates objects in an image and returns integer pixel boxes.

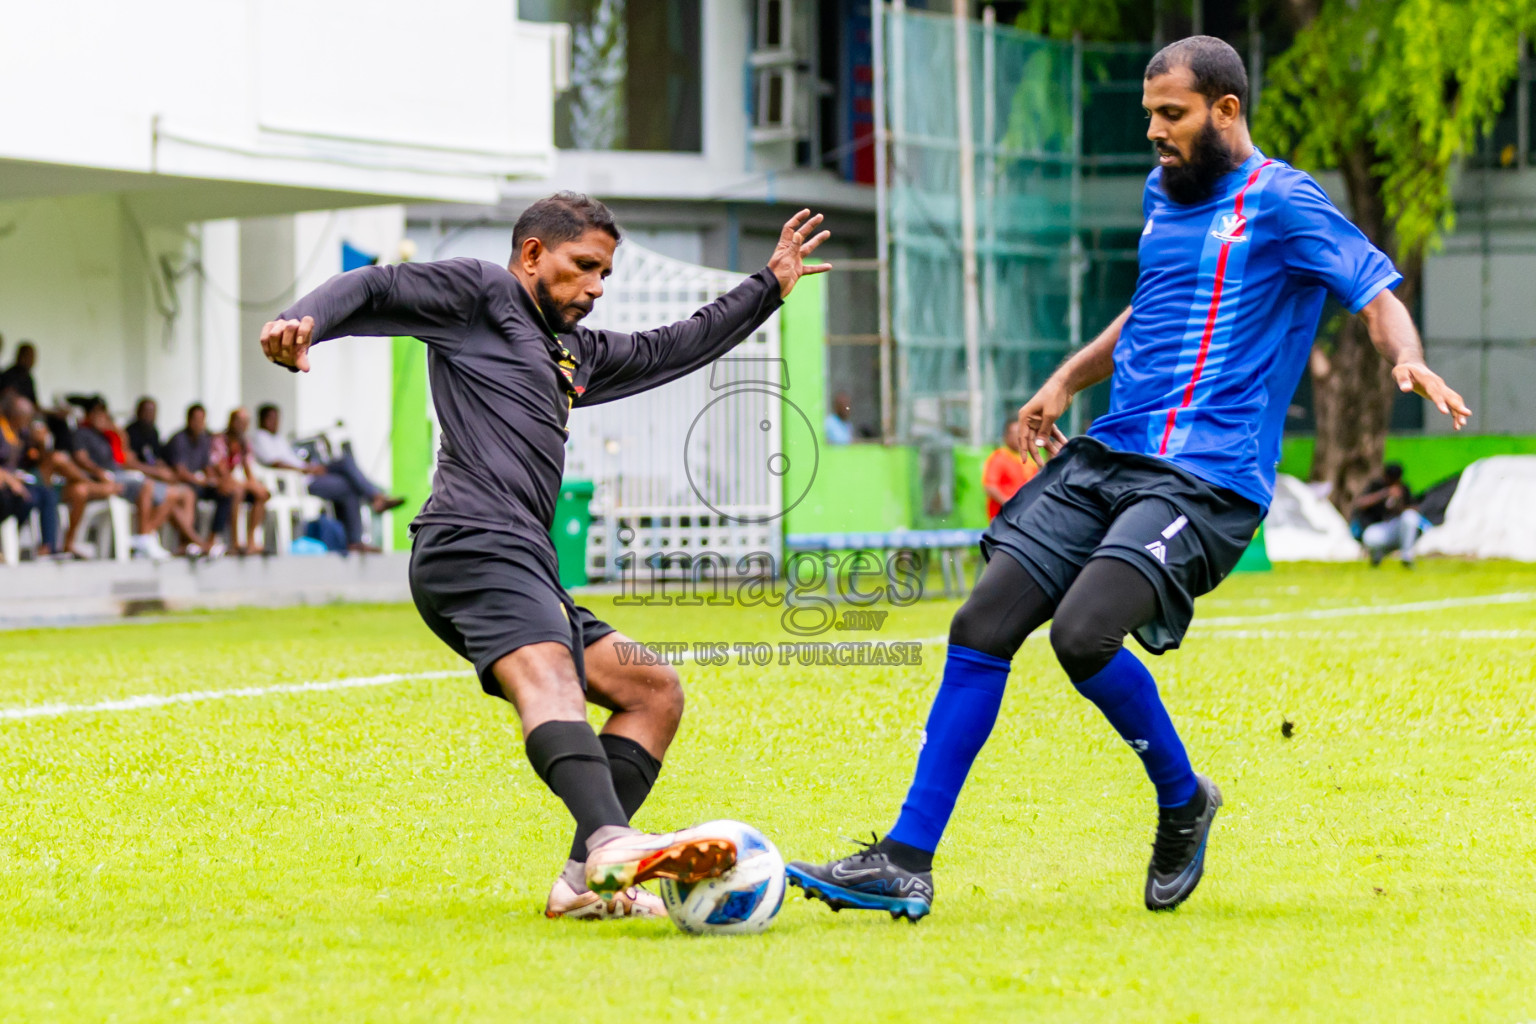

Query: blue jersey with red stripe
[1087,149,1401,510]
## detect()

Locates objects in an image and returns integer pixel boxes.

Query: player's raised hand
[768,209,832,299]
[1017,381,1072,469]
[260,317,316,373]
[1393,362,1470,430]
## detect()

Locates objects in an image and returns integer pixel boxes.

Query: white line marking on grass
[1197,591,1536,626]
[6,591,1533,721]
[0,670,469,722]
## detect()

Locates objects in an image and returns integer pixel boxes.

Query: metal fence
[562,242,784,581]
[877,5,1154,444]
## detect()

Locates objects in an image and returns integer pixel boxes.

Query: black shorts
[981,437,1262,654]
[408,523,616,696]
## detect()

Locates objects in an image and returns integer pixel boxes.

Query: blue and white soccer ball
[659,820,786,935]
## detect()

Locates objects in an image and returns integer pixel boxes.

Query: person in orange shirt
[982,420,1036,520]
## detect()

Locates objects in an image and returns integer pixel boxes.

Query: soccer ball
[659,820,786,935]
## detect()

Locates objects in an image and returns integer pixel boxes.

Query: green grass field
[3,562,1534,1022]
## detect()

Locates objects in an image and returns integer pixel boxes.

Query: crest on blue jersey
[1211,213,1248,243]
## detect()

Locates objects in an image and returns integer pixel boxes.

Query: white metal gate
[564,243,784,581]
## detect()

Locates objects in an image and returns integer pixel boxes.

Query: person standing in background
[0,341,37,404]
[825,390,855,445]
[981,420,1036,520]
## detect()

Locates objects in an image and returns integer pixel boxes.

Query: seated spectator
[1351,462,1423,568]
[70,398,211,560]
[1,342,75,453]
[126,398,224,558]
[165,403,236,550]
[0,393,63,557]
[209,407,269,557]
[0,394,38,537]
[125,397,164,465]
[0,465,29,540]
[0,340,37,404]
[251,403,403,553]
[9,392,90,491]
[51,412,118,561]
[982,419,1037,520]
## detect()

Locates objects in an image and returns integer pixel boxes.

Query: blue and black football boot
[786,836,933,922]
[1144,774,1223,911]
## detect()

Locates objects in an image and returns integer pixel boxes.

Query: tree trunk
[1307,140,1423,512]
[1309,316,1399,509]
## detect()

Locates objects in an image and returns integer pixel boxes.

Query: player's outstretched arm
[577,210,831,406]
[260,260,485,373]
[1017,306,1130,467]
[1358,289,1470,430]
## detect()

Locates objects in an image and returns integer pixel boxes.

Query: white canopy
[1264,473,1362,562]
[1416,456,1536,561]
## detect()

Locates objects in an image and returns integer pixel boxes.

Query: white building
[410,0,888,437]
[0,0,562,525]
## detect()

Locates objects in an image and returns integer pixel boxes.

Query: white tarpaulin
[1264,473,1362,562]
[1416,456,1536,561]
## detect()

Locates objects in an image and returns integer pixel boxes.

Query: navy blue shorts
[408,523,615,696]
[981,437,1262,653]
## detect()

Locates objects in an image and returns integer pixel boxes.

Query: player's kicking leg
[1048,558,1222,911]
[408,526,737,920]
[491,642,734,906]
[787,552,1052,921]
[544,627,685,919]
[789,551,1222,917]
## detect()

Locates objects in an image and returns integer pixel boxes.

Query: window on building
[747,0,876,184]
[521,0,703,153]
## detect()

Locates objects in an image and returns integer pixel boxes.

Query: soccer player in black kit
[260,193,831,919]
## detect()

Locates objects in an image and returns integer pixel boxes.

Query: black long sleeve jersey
[281,258,783,538]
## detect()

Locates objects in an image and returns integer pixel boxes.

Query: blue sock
[1073,648,1197,807]
[886,645,1011,853]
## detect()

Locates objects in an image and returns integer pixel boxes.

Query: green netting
[886,10,1153,440]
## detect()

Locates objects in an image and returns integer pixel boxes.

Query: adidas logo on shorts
[1144,515,1189,565]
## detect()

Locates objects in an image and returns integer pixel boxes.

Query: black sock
[525,721,627,855]
[877,835,934,873]
[567,734,663,861]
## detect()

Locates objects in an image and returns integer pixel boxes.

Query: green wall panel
[389,336,434,551]
[1279,435,1536,491]
[778,274,1005,535]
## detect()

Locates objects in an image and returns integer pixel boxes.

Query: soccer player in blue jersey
[787,36,1470,920]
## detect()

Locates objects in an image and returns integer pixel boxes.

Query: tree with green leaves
[1013,0,1531,507]
[1260,0,1532,507]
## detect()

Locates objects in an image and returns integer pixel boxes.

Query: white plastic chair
[0,516,18,565]
[252,465,323,554]
[77,496,134,561]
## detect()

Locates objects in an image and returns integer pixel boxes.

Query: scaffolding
[874,4,1154,445]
